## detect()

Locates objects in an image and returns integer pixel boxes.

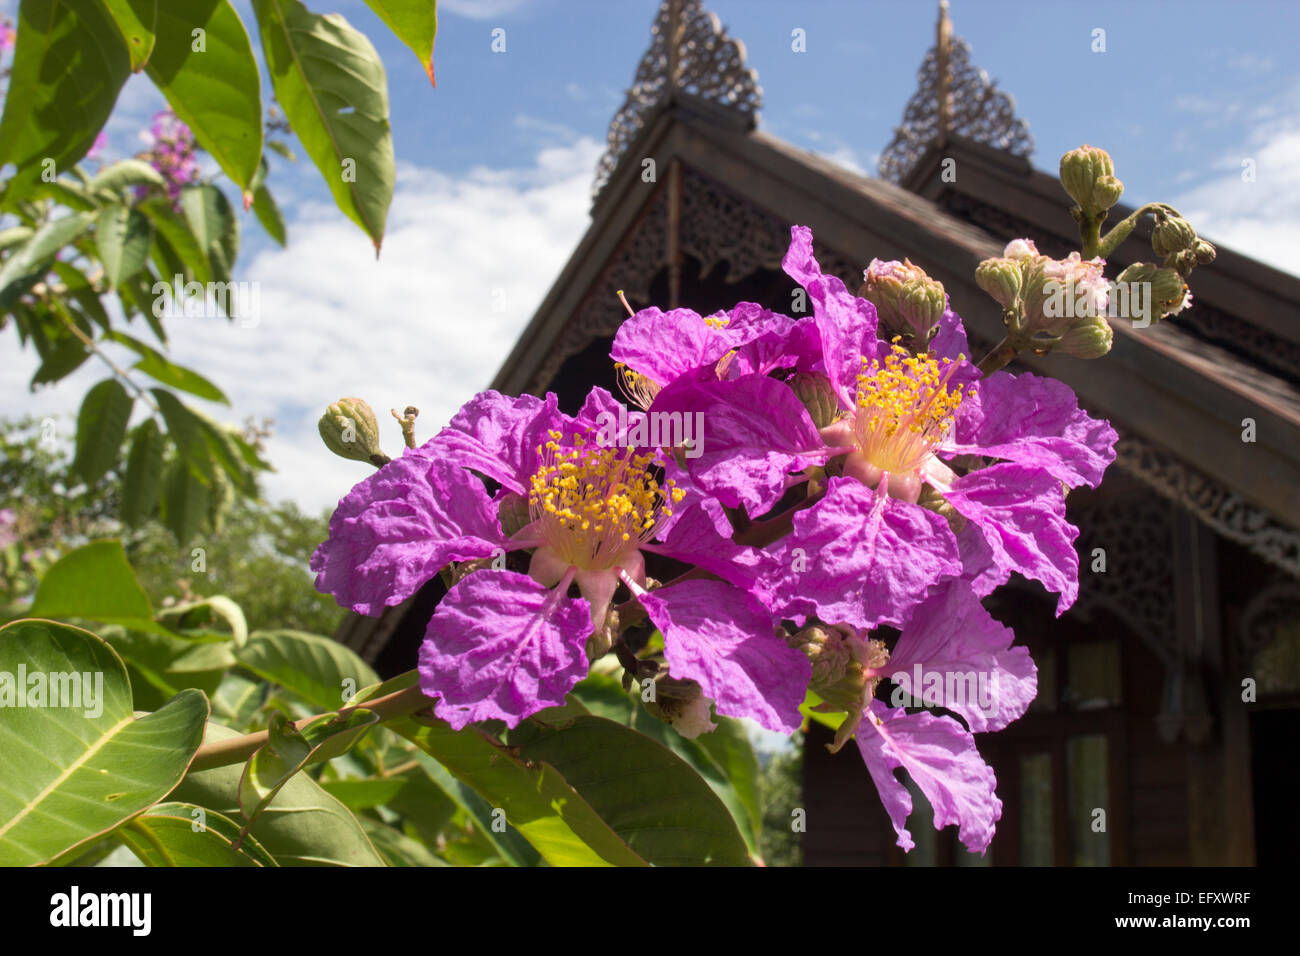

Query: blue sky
[4,0,1299,512]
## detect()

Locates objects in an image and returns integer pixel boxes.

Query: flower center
[528,430,683,570]
[613,363,662,411]
[852,342,967,475]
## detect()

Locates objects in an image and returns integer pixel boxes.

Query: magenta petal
[781,225,878,405]
[418,571,592,729]
[650,373,825,516]
[943,463,1080,615]
[638,579,809,734]
[766,477,961,631]
[611,307,735,385]
[943,370,1118,489]
[311,455,506,616]
[415,390,567,494]
[888,580,1037,732]
[856,700,1002,854]
[929,305,972,362]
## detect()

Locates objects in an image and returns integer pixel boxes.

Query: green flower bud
[319,397,386,465]
[788,624,890,752]
[975,256,1023,310]
[1060,145,1124,213]
[1150,267,1192,317]
[788,372,842,429]
[898,275,947,342]
[1151,215,1198,258]
[1057,316,1114,359]
[1193,239,1217,265]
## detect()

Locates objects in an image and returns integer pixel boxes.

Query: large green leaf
[0,0,131,200]
[96,205,154,289]
[510,715,754,866]
[146,0,263,192]
[89,158,166,199]
[363,0,437,85]
[253,0,395,251]
[0,213,97,310]
[172,721,386,866]
[71,378,133,486]
[359,817,447,867]
[100,0,157,71]
[29,539,153,624]
[236,630,379,712]
[139,197,212,285]
[117,801,277,866]
[100,626,235,713]
[160,456,211,545]
[121,419,166,527]
[0,619,210,866]
[388,714,647,867]
[179,183,238,285]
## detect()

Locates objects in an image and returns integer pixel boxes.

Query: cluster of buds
[787,623,889,752]
[1150,210,1217,278]
[859,259,947,345]
[976,240,1114,358]
[787,370,841,429]
[642,674,717,738]
[1059,145,1125,218]
[1115,262,1193,319]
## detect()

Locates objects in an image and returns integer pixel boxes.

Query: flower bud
[1059,145,1124,213]
[319,397,386,465]
[643,675,717,738]
[1020,252,1109,336]
[789,624,889,751]
[860,258,940,341]
[1150,215,1197,258]
[1002,238,1040,260]
[788,372,841,429]
[1115,263,1191,321]
[1192,239,1217,265]
[975,256,1023,309]
[1057,316,1114,359]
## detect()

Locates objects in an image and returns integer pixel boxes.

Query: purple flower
[312,387,809,733]
[87,131,108,161]
[138,109,200,205]
[0,20,15,54]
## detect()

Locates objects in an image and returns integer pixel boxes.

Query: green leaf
[252,0,395,252]
[237,709,379,833]
[252,184,287,246]
[388,714,647,867]
[88,158,166,197]
[151,386,207,461]
[100,0,157,72]
[0,227,35,252]
[319,777,406,811]
[154,595,248,648]
[117,802,278,866]
[72,378,133,486]
[121,419,166,527]
[100,627,235,712]
[51,260,112,331]
[510,715,754,865]
[266,140,296,162]
[180,183,238,285]
[172,721,386,866]
[30,301,93,388]
[694,716,764,852]
[0,213,97,310]
[96,205,154,289]
[0,0,131,200]
[363,0,437,85]
[146,0,263,192]
[28,539,155,626]
[0,619,210,866]
[236,630,379,712]
[160,456,211,545]
[107,330,229,404]
[359,817,447,866]
[139,197,212,285]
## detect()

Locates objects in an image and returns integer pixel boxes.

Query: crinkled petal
[638,579,809,734]
[611,307,735,386]
[311,455,506,615]
[856,700,1001,854]
[418,570,592,729]
[942,370,1118,489]
[765,477,961,630]
[650,373,825,517]
[729,318,822,378]
[415,390,566,494]
[888,580,1037,732]
[943,463,1080,615]
[929,305,971,363]
[646,502,778,607]
[781,225,878,404]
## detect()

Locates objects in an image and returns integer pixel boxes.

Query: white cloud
[6,137,603,514]
[439,0,531,20]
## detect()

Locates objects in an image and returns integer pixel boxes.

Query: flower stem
[187,681,431,773]
[975,336,1019,376]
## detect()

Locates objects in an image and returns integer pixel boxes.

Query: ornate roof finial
[879,0,1033,184]
[591,0,762,203]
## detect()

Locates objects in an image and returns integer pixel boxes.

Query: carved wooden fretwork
[878,4,1032,184]
[1114,434,1300,580]
[592,0,761,203]
[1070,491,1179,664]
[1239,580,1300,664]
